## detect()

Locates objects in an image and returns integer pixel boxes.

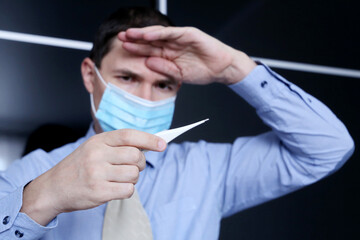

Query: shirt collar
[144,150,162,169]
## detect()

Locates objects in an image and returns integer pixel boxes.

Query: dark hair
[89,7,174,68]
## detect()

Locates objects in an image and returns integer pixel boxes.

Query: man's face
[81,38,181,133]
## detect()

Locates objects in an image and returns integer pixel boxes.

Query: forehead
[100,38,166,80]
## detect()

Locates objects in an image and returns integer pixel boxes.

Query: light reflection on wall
[0,134,26,171]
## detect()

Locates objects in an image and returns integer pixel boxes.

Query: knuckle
[122,184,135,198]
[119,129,133,141]
[87,179,100,192]
[185,26,197,34]
[85,164,98,177]
[83,142,103,162]
[184,27,201,41]
[136,149,144,162]
[128,166,139,183]
[87,149,101,163]
[139,152,146,165]
[84,162,103,183]
[127,148,141,164]
[138,158,146,171]
[139,150,145,160]
[87,134,101,146]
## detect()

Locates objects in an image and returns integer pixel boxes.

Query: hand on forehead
[117,26,240,85]
[97,38,180,101]
[102,38,169,80]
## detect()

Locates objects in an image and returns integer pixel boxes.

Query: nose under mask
[90,66,176,134]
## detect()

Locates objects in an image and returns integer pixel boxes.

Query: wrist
[20,172,61,226]
[220,49,257,85]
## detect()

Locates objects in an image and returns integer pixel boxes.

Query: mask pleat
[93,73,175,134]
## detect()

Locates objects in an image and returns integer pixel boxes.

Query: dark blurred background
[0,0,359,239]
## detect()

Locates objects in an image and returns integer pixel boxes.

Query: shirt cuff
[228,63,294,110]
[0,184,57,239]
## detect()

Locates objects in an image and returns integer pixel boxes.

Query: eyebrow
[112,68,140,78]
[112,68,178,84]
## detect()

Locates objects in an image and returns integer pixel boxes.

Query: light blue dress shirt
[0,64,354,240]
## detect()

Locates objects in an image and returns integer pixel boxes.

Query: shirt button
[2,216,10,225]
[261,81,268,88]
[15,230,24,238]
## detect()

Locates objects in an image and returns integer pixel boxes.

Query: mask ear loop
[90,94,97,116]
[90,66,108,116]
[94,66,108,87]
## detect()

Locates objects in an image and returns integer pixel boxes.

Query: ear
[81,58,96,94]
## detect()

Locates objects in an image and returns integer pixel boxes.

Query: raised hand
[119,26,256,85]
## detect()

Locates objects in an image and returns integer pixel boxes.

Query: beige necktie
[102,188,153,240]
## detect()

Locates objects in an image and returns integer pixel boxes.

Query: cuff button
[15,230,24,238]
[2,216,10,225]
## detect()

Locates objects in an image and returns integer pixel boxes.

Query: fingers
[103,128,167,152]
[105,164,140,184]
[122,42,163,58]
[119,26,187,42]
[118,25,164,41]
[108,146,146,171]
[104,182,135,200]
[146,57,182,79]
[143,27,184,41]
[118,42,183,80]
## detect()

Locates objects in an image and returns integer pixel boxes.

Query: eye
[157,82,173,91]
[121,76,132,81]
[116,75,133,82]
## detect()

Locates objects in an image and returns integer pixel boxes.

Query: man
[0,7,354,240]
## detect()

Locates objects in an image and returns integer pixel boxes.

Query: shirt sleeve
[0,185,57,240]
[0,150,58,239]
[219,63,354,217]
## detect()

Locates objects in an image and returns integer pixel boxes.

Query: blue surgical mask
[90,66,176,134]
